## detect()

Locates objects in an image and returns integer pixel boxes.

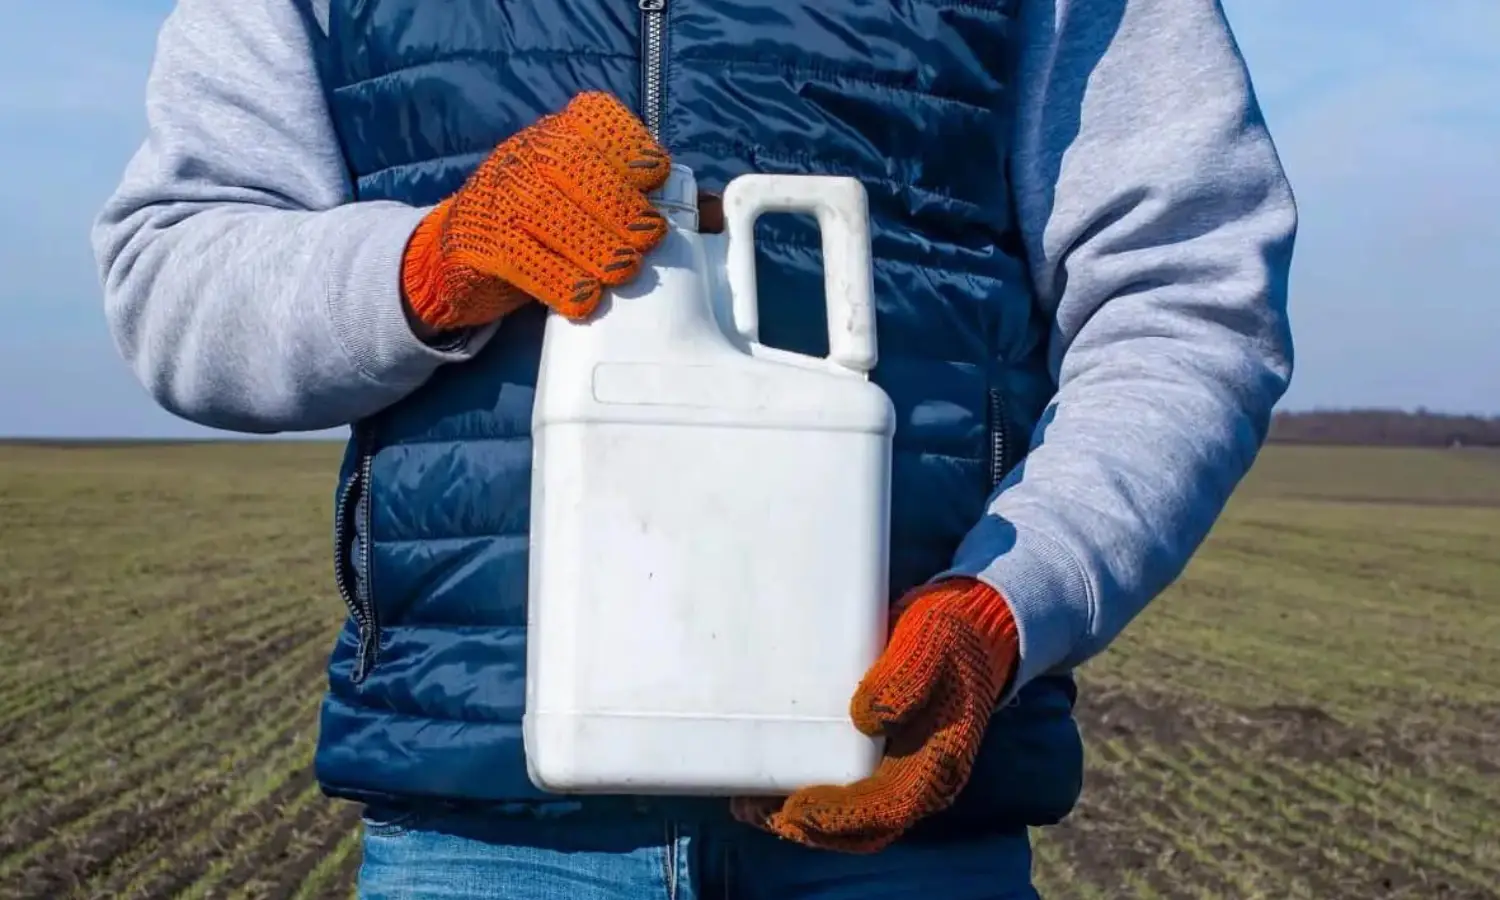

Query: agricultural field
[0,441,1496,899]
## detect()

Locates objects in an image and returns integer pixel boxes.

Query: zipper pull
[639,0,665,10]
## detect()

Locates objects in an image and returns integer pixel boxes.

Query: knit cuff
[323,203,495,389]
[934,519,1094,706]
[399,200,454,330]
[901,579,1020,700]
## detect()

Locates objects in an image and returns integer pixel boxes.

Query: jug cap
[650,164,699,229]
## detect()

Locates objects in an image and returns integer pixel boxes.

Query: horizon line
[2,407,1498,444]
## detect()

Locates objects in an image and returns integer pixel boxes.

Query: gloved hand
[732,577,1019,854]
[401,91,672,331]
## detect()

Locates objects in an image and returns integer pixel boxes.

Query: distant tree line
[1269,409,1500,447]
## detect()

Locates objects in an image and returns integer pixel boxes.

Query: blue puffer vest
[314,0,1083,832]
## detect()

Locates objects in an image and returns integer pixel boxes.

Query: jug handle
[722,175,877,375]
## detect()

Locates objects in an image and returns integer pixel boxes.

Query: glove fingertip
[549,277,602,320]
[849,694,899,736]
[637,155,673,192]
[730,795,780,824]
[849,665,927,735]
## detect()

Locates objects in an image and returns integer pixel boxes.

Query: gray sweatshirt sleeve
[92,0,494,434]
[942,0,1297,698]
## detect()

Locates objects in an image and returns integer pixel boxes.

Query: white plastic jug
[524,164,895,795]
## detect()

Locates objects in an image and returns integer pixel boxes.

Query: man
[93,0,1295,896]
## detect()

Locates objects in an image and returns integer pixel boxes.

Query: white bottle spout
[649,164,700,231]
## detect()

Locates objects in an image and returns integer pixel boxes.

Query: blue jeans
[358,805,1038,899]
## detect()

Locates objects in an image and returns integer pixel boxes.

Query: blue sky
[0,0,1495,438]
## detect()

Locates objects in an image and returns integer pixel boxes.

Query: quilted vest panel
[314,0,1082,829]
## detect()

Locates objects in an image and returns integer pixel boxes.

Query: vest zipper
[354,451,377,679]
[639,0,667,141]
[988,387,1009,489]
[333,439,379,683]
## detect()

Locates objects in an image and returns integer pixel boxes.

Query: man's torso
[314,0,1082,831]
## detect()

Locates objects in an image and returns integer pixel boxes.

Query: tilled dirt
[8,684,1494,899]
[1080,686,1498,775]
[1037,686,1500,899]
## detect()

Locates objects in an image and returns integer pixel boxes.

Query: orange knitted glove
[400,91,672,331]
[732,578,1019,854]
